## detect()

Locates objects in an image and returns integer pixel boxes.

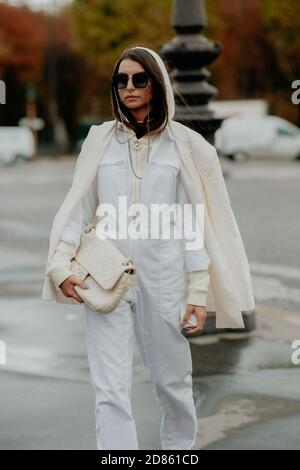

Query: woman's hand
[182,304,207,334]
[59,275,89,304]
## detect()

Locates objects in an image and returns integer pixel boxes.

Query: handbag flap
[74,227,134,289]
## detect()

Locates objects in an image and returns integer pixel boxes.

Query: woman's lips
[126,96,138,100]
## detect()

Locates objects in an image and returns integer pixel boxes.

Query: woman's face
[117,58,153,116]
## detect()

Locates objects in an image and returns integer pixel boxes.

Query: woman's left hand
[182,304,207,334]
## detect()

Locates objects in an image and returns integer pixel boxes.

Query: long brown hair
[111,45,169,137]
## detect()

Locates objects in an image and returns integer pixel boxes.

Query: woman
[43,45,255,450]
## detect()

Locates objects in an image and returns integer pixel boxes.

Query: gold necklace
[128,104,151,179]
[127,131,150,180]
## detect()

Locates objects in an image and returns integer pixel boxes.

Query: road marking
[250,261,300,309]
[252,276,300,304]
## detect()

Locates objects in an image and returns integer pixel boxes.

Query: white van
[0,126,35,165]
[215,115,300,161]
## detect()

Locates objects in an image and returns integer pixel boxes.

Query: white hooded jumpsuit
[56,120,211,450]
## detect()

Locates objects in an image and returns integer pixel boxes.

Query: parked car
[215,115,300,161]
[0,126,35,165]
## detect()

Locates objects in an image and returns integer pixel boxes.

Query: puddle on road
[190,335,294,377]
[190,331,300,448]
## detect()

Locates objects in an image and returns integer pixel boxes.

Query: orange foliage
[0,3,48,81]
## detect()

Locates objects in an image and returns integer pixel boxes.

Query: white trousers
[81,128,201,449]
[84,238,198,450]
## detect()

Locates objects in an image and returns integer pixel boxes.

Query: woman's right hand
[59,275,89,303]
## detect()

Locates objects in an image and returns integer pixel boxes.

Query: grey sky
[3,0,70,13]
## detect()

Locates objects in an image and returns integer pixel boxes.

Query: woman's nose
[126,77,135,90]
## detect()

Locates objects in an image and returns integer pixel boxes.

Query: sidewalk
[0,297,161,450]
[191,304,300,450]
[0,298,299,449]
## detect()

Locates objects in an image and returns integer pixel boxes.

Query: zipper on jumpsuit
[128,138,149,270]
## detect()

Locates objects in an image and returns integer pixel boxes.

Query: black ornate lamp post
[159,0,223,145]
[159,0,256,334]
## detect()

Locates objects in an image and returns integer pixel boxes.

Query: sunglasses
[112,72,151,89]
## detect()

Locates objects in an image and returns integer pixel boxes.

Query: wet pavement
[0,157,299,449]
[190,303,300,449]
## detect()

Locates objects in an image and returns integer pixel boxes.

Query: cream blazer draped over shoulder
[41,119,255,329]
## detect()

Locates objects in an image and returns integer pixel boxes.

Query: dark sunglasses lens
[113,72,149,89]
[133,73,149,88]
[113,74,128,89]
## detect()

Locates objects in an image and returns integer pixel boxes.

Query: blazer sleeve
[59,172,99,250]
[186,270,210,307]
[47,172,99,287]
[46,240,77,288]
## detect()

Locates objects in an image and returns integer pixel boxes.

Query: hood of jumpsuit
[126,46,176,130]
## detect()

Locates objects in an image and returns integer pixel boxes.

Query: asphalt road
[0,156,299,450]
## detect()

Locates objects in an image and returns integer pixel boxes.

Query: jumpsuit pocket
[98,159,127,213]
[143,161,179,207]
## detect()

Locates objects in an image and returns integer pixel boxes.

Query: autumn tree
[0,3,47,125]
[206,0,300,123]
[67,0,173,117]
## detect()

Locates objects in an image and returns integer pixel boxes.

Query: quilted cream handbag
[70,222,136,313]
